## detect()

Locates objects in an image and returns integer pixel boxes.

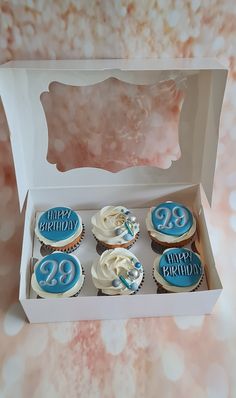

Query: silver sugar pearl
[128,268,140,280]
[127,215,136,222]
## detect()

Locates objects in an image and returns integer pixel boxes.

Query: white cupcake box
[0,59,227,323]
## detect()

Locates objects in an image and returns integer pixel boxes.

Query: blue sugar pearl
[135,262,141,269]
[112,278,121,288]
[130,282,138,291]
[125,210,130,215]
[123,233,133,241]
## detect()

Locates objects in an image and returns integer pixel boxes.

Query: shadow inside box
[151,238,200,255]
[40,244,54,257]
[96,242,107,256]
[95,241,139,255]
[191,240,200,255]
[150,240,165,254]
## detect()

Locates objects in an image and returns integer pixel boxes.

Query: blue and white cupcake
[153,247,204,293]
[31,252,85,298]
[35,206,84,253]
[91,206,139,249]
[91,248,144,296]
[146,201,196,249]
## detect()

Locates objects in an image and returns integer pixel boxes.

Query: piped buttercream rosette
[91,248,144,295]
[91,206,139,248]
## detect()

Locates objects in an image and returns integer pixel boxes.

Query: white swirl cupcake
[91,206,139,249]
[91,248,144,296]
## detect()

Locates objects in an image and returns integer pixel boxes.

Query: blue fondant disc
[35,252,81,294]
[159,248,202,287]
[38,207,80,242]
[151,202,193,237]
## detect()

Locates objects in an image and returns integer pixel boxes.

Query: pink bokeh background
[0,1,236,397]
[43,78,184,171]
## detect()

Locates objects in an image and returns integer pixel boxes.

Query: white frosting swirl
[91,248,143,295]
[35,212,83,248]
[153,251,203,293]
[91,206,139,245]
[146,207,196,244]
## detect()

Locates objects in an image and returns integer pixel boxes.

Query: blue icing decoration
[38,207,80,242]
[124,221,134,237]
[35,252,81,294]
[151,202,193,237]
[119,275,139,291]
[159,248,202,287]
[119,275,131,289]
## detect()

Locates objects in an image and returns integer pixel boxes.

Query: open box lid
[0,59,227,210]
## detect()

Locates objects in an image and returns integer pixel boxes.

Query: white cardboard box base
[20,184,222,323]
[0,59,226,323]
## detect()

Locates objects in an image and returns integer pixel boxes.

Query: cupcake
[146,201,196,250]
[153,247,203,293]
[91,248,144,296]
[35,207,84,253]
[31,252,85,298]
[91,206,139,249]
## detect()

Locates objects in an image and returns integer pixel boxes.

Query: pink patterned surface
[0,1,236,397]
[43,78,183,171]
